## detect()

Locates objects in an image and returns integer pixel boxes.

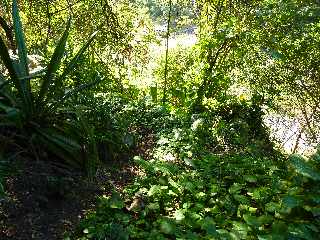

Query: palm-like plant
[0,0,100,170]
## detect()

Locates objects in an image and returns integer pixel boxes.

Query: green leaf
[251,187,269,202]
[270,49,284,60]
[0,182,4,197]
[183,157,195,167]
[150,86,157,102]
[232,221,249,239]
[0,89,16,107]
[289,154,320,181]
[229,183,244,194]
[0,102,16,113]
[0,36,19,86]
[38,18,71,103]
[265,202,280,212]
[0,36,32,116]
[272,221,287,237]
[35,134,79,168]
[108,192,125,209]
[202,217,217,236]
[38,129,81,152]
[233,194,250,204]
[288,224,315,240]
[18,67,47,82]
[147,202,160,210]
[0,79,9,90]
[312,153,320,163]
[257,235,273,240]
[12,0,29,76]
[159,218,176,235]
[35,127,81,167]
[147,185,162,196]
[159,176,168,185]
[59,30,98,81]
[61,73,102,100]
[243,214,258,227]
[174,209,185,221]
[244,175,258,183]
[243,214,273,228]
[10,0,33,116]
[50,73,103,112]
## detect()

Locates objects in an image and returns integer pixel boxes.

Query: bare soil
[0,128,155,240]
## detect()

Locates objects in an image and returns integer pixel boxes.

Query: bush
[0,0,99,172]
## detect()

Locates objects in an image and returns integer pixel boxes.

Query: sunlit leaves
[78,146,320,239]
[174,209,185,221]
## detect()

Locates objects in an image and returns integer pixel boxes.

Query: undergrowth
[73,100,320,240]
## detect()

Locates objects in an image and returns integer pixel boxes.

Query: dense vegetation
[0,0,319,239]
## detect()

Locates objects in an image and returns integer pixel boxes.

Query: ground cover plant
[75,101,320,239]
[0,0,319,239]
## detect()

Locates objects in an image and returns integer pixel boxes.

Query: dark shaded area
[0,128,152,239]
[0,159,97,239]
[0,164,127,239]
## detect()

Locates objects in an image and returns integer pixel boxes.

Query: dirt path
[0,129,156,239]
[0,160,98,239]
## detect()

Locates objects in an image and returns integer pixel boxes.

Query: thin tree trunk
[162,0,172,104]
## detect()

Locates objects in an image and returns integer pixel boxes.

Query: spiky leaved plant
[0,0,100,170]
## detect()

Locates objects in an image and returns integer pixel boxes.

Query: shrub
[0,0,99,171]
